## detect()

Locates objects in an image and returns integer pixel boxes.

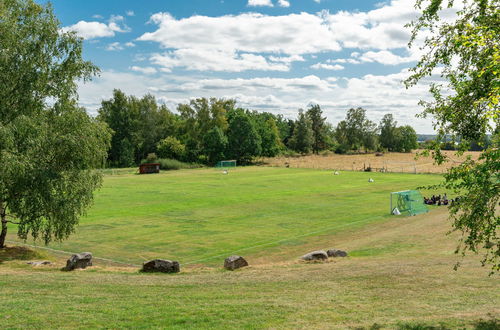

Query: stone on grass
[64,252,92,271]
[327,249,348,257]
[301,250,328,261]
[27,261,52,266]
[224,255,248,270]
[142,259,180,273]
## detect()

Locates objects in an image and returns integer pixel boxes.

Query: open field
[7,167,444,266]
[2,167,498,328]
[261,150,482,174]
[1,208,499,328]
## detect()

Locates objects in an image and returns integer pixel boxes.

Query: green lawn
[2,167,499,329]
[8,167,443,266]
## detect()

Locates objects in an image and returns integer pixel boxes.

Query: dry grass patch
[261,150,481,174]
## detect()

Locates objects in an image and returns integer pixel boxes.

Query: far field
[261,150,481,174]
[7,167,444,266]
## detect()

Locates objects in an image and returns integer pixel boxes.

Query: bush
[335,144,349,154]
[145,153,158,163]
[157,137,186,160]
[157,158,203,171]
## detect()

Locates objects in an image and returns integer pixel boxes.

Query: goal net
[390,190,428,216]
[216,160,237,168]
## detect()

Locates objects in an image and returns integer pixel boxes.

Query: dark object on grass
[327,249,348,257]
[301,250,328,261]
[224,255,249,270]
[64,252,92,271]
[139,163,160,174]
[142,259,180,273]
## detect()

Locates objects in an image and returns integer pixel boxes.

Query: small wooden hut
[139,163,160,174]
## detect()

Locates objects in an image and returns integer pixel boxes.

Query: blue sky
[40,0,456,133]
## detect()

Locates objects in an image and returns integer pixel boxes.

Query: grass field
[7,167,443,266]
[1,167,498,329]
[261,150,481,174]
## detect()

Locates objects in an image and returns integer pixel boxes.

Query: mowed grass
[1,208,499,329]
[7,167,444,266]
[1,167,498,328]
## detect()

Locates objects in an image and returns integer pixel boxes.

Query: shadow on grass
[0,245,44,264]
[356,315,499,330]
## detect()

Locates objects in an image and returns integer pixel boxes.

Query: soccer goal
[215,160,237,168]
[390,190,428,216]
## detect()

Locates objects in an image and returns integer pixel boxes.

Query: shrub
[145,153,158,163]
[157,158,203,171]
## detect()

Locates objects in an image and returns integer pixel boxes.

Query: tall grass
[156,158,203,170]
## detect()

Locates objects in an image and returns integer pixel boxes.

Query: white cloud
[138,12,341,71]
[62,15,130,40]
[130,66,157,74]
[310,63,344,71]
[277,0,290,7]
[139,12,341,55]
[150,49,290,72]
[106,41,136,51]
[247,0,274,6]
[63,21,115,39]
[358,50,417,65]
[126,10,135,16]
[106,42,123,51]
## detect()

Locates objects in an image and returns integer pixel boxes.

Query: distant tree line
[97,90,420,167]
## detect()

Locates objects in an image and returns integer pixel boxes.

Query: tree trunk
[0,202,7,248]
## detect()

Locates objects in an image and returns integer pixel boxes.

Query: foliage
[0,0,111,247]
[379,114,399,151]
[306,104,329,154]
[157,136,186,160]
[202,127,228,165]
[336,108,379,152]
[156,158,202,171]
[406,0,499,271]
[397,125,419,153]
[289,109,314,153]
[98,90,177,167]
[254,113,283,157]
[226,109,262,163]
[145,153,158,163]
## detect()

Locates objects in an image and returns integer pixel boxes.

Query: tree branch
[6,220,20,225]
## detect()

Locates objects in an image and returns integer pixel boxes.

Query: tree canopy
[406,0,499,272]
[0,0,111,247]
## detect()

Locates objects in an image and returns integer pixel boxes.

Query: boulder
[224,255,248,270]
[142,259,180,273]
[301,250,328,261]
[327,249,348,258]
[64,252,92,271]
[27,261,52,266]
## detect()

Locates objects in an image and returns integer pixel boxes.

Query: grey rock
[224,255,248,270]
[301,250,328,261]
[142,259,180,273]
[27,261,52,266]
[327,249,348,257]
[64,252,93,271]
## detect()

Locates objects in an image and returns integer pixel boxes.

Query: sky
[40,0,458,134]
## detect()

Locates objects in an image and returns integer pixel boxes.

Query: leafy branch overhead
[406,0,499,272]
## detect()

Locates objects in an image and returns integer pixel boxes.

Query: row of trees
[97,91,419,166]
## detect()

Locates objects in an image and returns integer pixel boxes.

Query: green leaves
[407,0,499,272]
[0,0,110,246]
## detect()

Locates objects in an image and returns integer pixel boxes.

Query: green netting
[215,160,237,168]
[390,190,428,216]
